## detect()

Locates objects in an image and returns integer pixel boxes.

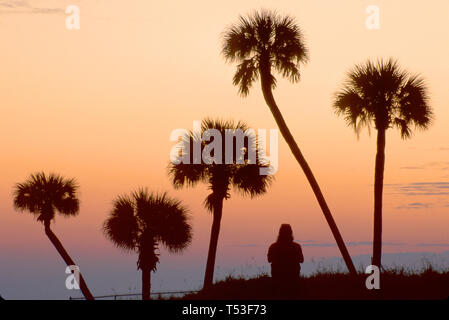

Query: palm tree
[13,172,94,300]
[333,58,433,268]
[168,118,273,289]
[103,189,192,300]
[222,10,356,274]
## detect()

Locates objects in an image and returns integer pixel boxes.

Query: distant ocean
[1,249,448,299]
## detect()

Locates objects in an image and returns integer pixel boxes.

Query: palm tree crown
[333,58,433,137]
[13,172,79,224]
[103,189,192,271]
[168,118,273,208]
[222,9,309,96]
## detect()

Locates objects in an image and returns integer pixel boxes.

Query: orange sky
[1,1,449,295]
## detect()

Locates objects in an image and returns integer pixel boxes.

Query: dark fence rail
[69,290,198,300]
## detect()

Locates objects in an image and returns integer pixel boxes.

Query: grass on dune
[179,266,449,300]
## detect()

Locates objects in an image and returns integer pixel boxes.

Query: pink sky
[0,0,448,298]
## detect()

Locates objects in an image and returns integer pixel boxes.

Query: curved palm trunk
[259,65,357,275]
[43,221,94,300]
[141,268,151,300]
[372,129,386,268]
[203,197,224,289]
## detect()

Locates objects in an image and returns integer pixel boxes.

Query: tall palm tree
[13,172,94,300]
[333,58,433,268]
[222,10,356,274]
[168,118,273,289]
[103,189,192,300]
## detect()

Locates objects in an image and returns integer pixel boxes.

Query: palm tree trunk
[259,66,357,275]
[141,268,151,300]
[44,220,95,300]
[372,129,386,268]
[139,239,156,300]
[203,197,224,289]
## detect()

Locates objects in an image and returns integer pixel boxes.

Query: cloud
[230,241,447,248]
[0,0,64,14]
[347,241,372,246]
[0,0,28,8]
[400,161,449,171]
[395,202,431,210]
[346,241,405,246]
[299,241,405,247]
[385,182,449,197]
[31,7,63,14]
[416,243,449,247]
[229,243,262,248]
[302,243,335,247]
[386,182,449,210]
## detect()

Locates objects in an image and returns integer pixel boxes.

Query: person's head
[277,224,294,243]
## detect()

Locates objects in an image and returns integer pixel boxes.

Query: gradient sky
[0,0,448,299]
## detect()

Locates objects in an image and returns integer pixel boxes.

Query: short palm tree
[222,10,356,274]
[333,58,433,268]
[168,118,273,289]
[103,189,192,300]
[13,172,94,300]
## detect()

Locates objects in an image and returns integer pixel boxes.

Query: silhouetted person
[268,224,304,297]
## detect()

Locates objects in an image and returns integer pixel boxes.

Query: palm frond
[53,178,79,217]
[272,14,308,82]
[333,88,372,137]
[152,195,192,252]
[232,58,259,96]
[232,163,273,197]
[168,128,209,188]
[203,191,228,213]
[396,74,433,133]
[103,195,138,251]
[221,15,257,63]
[168,163,206,188]
[392,117,412,139]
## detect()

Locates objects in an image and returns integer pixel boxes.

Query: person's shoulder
[292,241,302,249]
[268,242,278,249]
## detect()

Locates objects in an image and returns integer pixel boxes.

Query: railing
[69,290,198,300]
